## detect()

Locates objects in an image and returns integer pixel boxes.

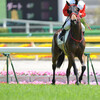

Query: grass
[0,84,100,100]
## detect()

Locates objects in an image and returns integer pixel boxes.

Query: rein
[70,12,81,20]
[69,9,83,42]
[70,31,84,42]
[67,4,84,42]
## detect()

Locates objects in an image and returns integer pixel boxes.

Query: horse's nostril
[74,20,77,24]
[71,19,76,22]
[71,19,77,24]
[72,19,76,21]
[71,14,77,20]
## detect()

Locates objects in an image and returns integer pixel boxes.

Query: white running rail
[0,47,100,54]
[0,19,63,33]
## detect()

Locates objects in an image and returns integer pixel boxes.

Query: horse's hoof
[79,77,82,83]
[51,83,55,85]
[79,80,81,83]
[75,81,80,85]
[52,80,55,85]
[67,82,69,85]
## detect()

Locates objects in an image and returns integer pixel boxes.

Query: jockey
[59,0,86,40]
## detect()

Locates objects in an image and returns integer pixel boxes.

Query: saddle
[57,30,70,50]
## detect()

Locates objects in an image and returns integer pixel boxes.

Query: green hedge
[0,30,100,37]
[0,28,8,33]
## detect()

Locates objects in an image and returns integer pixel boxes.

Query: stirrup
[59,32,63,39]
[60,36,63,41]
[59,29,66,41]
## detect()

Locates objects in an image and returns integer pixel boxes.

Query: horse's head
[67,2,80,25]
[66,2,83,42]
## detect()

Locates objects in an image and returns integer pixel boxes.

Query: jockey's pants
[63,18,85,32]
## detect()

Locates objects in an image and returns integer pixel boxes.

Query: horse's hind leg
[78,55,86,83]
[52,50,61,84]
[52,63,56,84]
[52,54,59,84]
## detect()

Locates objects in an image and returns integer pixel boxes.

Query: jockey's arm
[77,1,86,18]
[79,5,86,18]
[63,4,69,16]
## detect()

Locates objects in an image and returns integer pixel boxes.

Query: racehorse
[52,2,86,85]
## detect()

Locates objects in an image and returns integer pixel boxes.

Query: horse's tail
[56,52,65,68]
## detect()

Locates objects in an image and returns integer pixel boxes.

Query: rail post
[84,53,98,85]
[90,57,98,85]
[3,53,18,84]
[6,53,9,83]
[3,20,7,28]
[49,23,53,33]
[26,22,30,34]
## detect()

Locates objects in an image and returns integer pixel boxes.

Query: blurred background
[0,0,100,73]
[0,0,100,22]
[0,0,100,32]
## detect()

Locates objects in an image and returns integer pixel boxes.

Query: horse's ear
[66,1,70,6]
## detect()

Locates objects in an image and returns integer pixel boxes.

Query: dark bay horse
[52,3,86,85]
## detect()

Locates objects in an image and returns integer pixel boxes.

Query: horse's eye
[68,6,72,11]
[67,9,72,14]
[77,8,80,12]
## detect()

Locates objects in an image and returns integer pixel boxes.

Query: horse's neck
[71,22,82,40]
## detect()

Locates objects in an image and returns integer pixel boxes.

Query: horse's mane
[75,0,79,5]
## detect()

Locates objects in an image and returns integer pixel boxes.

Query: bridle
[70,31,84,42]
[68,4,83,42]
[68,4,81,20]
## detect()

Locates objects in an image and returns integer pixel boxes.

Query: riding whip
[62,17,69,29]
[83,20,92,30]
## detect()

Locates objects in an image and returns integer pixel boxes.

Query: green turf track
[0,84,100,100]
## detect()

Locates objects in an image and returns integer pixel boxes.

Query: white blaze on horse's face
[71,14,77,24]
[71,14,77,21]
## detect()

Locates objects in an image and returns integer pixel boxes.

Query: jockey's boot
[83,31,85,35]
[59,29,66,41]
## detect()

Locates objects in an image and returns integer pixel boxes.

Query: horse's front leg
[78,55,86,83]
[66,59,72,84]
[67,54,79,85]
[71,58,79,85]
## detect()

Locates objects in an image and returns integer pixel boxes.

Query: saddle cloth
[57,30,70,51]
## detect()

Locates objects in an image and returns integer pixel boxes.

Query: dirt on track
[0,59,100,73]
